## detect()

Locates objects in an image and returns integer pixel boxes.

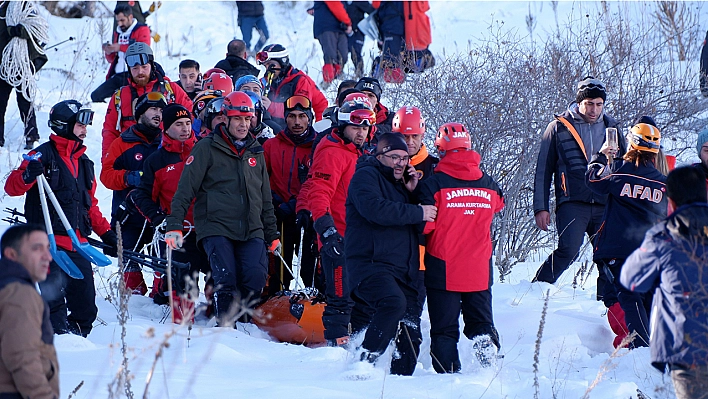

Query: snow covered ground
[1,1,706,398]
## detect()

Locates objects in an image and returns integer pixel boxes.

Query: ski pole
[273,249,298,286]
[46,36,75,51]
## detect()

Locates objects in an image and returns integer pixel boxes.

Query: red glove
[268,239,281,254]
[165,230,183,249]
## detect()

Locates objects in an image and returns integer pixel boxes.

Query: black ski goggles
[126,53,151,67]
[76,109,94,126]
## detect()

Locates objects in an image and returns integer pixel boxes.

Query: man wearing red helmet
[296,96,376,346]
[392,105,438,307]
[164,91,280,328]
[418,123,505,373]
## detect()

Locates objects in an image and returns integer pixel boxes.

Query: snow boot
[323,63,337,84]
[123,271,148,295]
[171,291,195,324]
[383,67,405,84]
[214,291,236,328]
[343,349,384,381]
[471,334,498,368]
[607,302,629,348]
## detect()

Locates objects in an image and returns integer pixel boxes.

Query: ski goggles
[285,95,311,110]
[76,108,94,126]
[339,109,376,126]
[126,53,151,67]
[255,50,288,64]
[222,103,255,116]
[135,92,167,111]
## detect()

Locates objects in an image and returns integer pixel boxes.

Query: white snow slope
[1,1,706,398]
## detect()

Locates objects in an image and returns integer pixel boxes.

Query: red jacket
[265,67,328,125]
[132,132,197,225]
[403,1,431,51]
[101,75,192,156]
[5,135,111,251]
[298,129,362,237]
[104,22,151,79]
[263,128,316,202]
[418,150,504,292]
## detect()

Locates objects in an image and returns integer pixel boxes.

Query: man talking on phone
[532,76,626,297]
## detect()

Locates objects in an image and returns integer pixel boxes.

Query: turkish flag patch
[186,155,194,165]
[248,158,257,167]
[134,153,143,161]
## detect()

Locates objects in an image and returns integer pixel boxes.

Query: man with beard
[101,42,192,157]
[132,104,212,323]
[101,92,166,294]
[91,4,151,103]
[263,95,318,293]
[5,100,117,336]
[165,91,280,327]
[297,97,376,346]
[346,133,436,375]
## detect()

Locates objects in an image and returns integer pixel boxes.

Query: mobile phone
[403,169,413,183]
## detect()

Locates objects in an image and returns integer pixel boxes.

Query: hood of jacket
[0,257,32,285]
[434,150,484,180]
[49,134,87,159]
[666,203,708,241]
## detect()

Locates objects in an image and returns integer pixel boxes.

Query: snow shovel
[23,153,83,279]
[357,9,379,41]
[38,174,112,266]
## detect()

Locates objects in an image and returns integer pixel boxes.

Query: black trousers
[534,202,605,284]
[39,249,97,337]
[0,78,38,145]
[317,30,349,66]
[353,273,422,376]
[202,236,268,302]
[320,251,353,340]
[91,72,129,103]
[381,32,404,68]
[348,31,366,77]
[427,288,498,373]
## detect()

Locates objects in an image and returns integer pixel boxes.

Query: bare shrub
[385,3,707,279]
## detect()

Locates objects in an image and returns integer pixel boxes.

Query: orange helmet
[203,73,234,94]
[203,68,227,80]
[629,123,661,154]
[435,122,471,155]
[221,91,255,117]
[392,106,425,135]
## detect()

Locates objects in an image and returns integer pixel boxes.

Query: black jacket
[586,154,667,260]
[236,1,264,17]
[533,108,624,214]
[346,1,375,33]
[345,155,423,288]
[214,55,260,84]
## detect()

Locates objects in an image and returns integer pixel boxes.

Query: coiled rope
[0,1,49,101]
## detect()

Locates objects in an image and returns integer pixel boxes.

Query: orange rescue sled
[254,291,326,346]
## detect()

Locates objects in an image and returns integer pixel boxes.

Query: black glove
[151,213,167,231]
[321,228,344,259]
[22,160,43,184]
[276,198,296,219]
[7,25,23,39]
[295,210,312,231]
[100,230,119,257]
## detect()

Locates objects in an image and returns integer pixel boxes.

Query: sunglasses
[340,109,376,126]
[76,109,94,126]
[126,53,150,67]
[285,95,311,109]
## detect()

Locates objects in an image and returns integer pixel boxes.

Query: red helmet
[435,122,471,154]
[203,73,234,94]
[392,106,425,135]
[342,92,372,109]
[221,91,255,117]
[203,68,227,80]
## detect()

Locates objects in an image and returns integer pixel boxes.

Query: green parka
[166,126,278,244]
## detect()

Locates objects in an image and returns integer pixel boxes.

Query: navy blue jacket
[586,154,667,260]
[376,1,404,36]
[313,1,346,38]
[620,204,708,371]
[344,155,424,287]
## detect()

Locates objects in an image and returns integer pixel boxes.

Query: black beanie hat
[355,77,382,102]
[162,104,192,131]
[576,76,607,104]
[375,132,408,155]
[634,115,657,128]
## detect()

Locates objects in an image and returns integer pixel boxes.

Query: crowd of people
[1,2,708,399]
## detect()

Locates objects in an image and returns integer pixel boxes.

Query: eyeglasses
[126,53,150,67]
[380,154,410,165]
[285,95,311,110]
[339,109,376,126]
[76,109,94,126]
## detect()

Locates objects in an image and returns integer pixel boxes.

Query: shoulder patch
[186,155,194,165]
